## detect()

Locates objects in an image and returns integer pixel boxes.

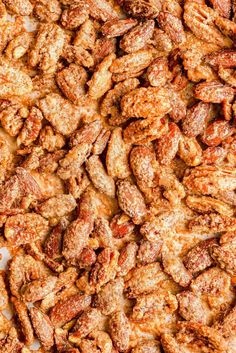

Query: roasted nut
[56,64,88,104]
[182,102,210,137]
[50,294,92,327]
[158,11,186,44]
[121,87,171,118]
[29,23,65,73]
[120,20,155,53]
[109,311,131,351]
[3,0,33,15]
[117,179,147,225]
[5,213,49,246]
[86,155,116,198]
[61,2,89,30]
[122,0,162,18]
[0,65,32,98]
[30,307,54,349]
[33,0,62,22]
[101,18,138,38]
[38,93,81,136]
[69,308,102,343]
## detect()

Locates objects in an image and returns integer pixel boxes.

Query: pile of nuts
[0,0,236,352]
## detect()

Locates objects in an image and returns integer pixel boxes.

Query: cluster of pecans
[0,0,236,352]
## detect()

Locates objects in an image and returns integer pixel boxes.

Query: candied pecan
[101,78,139,123]
[92,217,113,248]
[192,263,233,306]
[177,291,212,325]
[194,81,234,103]
[131,291,178,322]
[182,102,210,137]
[30,307,54,349]
[156,122,181,165]
[184,1,231,47]
[61,2,89,30]
[0,64,32,98]
[80,330,113,353]
[21,275,58,302]
[110,213,135,239]
[214,304,236,337]
[178,136,202,166]
[0,175,20,212]
[168,89,187,123]
[73,19,96,49]
[189,213,236,233]
[117,179,147,225]
[68,172,91,200]
[37,194,76,221]
[162,246,192,288]
[44,222,65,259]
[124,117,168,144]
[90,247,119,290]
[209,0,231,18]
[9,253,47,297]
[121,86,171,119]
[5,213,49,246]
[158,11,186,44]
[5,32,33,60]
[0,327,23,353]
[146,57,172,87]
[183,165,236,197]
[218,67,236,88]
[201,120,234,147]
[94,277,124,315]
[56,64,88,104]
[57,143,92,180]
[110,49,153,76]
[118,241,138,276]
[106,128,130,179]
[88,0,118,22]
[101,18,138,38]
[69,308,102,343]
[178,321,228,352]
[202,146,227,165]
[120,20,154,53]
[132,340,161,353]
[152,28,172,52]
[205,49,236,68]
[50,293,92,327]
[130,145,156,197]
[29,23,65,73]
[211,241,236,276]
[17,107,43,147]
[186,195,234,217]
[92,37,116,67]
[63,216,93,262]
[125,262,167,297]
[3,0,32,15]
[122,0,162,18]
[38,93,81,136]
[92,128,111,155]
[63,44,94,68]
[109,311,131,352]
[69,120,102,148]
[86,155,115,198]
[0,273,8,310]
[11,297,34,345]
[78,247,97,268]
[39,126,65,152]
[88,53,116,100]
[137,239,162,264]
[33,0,62,22]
